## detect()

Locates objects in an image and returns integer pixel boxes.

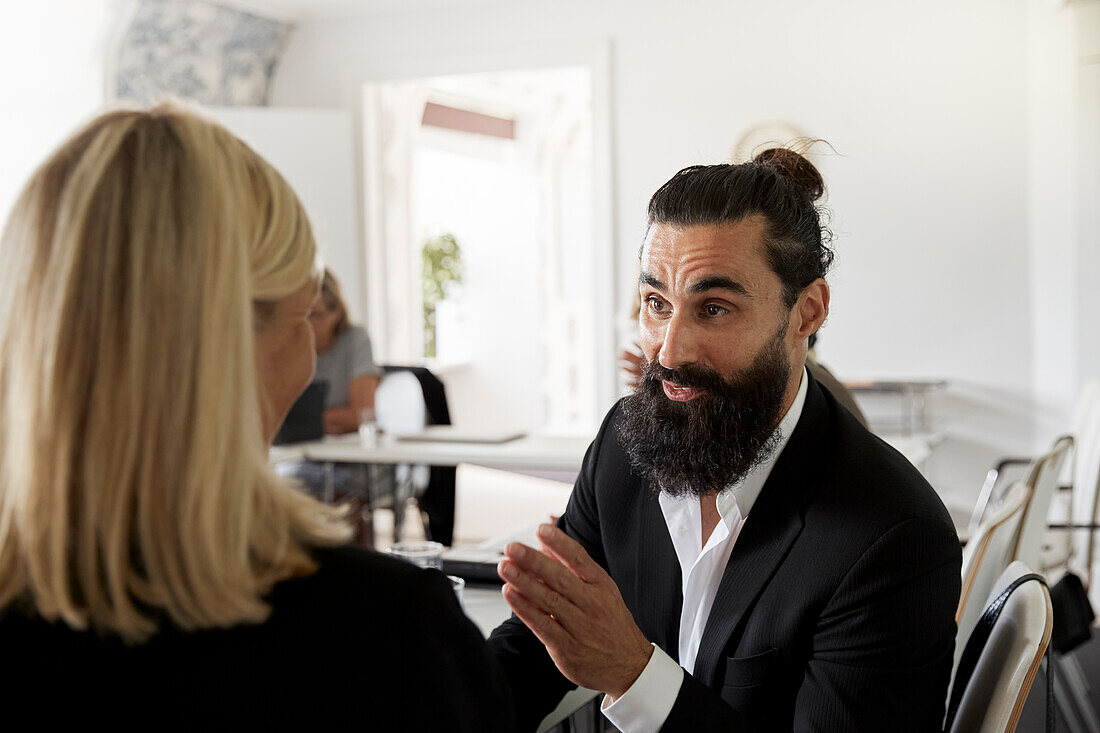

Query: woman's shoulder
[306,544,426,587]
[271,544,452,622]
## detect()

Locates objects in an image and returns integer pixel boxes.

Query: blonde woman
[0,106,510,729]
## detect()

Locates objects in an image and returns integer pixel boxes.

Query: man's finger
[536,524,606,584]
[498,559,582,629]
[503,541,586,596]
[502,583,571,650]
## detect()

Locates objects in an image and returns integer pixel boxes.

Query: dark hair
[645,147,834,307]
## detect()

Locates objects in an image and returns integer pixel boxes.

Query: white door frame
[345,39,618,419]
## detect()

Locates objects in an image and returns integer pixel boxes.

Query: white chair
[1005,436,1100,733]
[970,382,1100,594]
[944,561,1053,733]
[374,371,431,542]
[953,482,1030,690]
[1068,381,1100,597]
[375,371,428,434]
[1012,436,1074,571]
[1012,436,1100,733]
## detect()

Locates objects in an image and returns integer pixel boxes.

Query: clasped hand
[498,523,653,699]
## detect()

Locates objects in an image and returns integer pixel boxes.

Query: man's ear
[794,279,829,339]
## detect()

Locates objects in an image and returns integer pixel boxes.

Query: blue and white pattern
[114,0,291,106]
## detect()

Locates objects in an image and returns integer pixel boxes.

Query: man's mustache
[642,360,731,394]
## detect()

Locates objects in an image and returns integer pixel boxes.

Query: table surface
[844,379,948,392]
[271,429,936,472]
[272,431,591,472]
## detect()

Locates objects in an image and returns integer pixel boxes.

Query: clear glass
[386,540,444,570]
[358,407,378,448]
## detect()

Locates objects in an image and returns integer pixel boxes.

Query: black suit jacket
[488,374,961,731]
[2,546,512,731]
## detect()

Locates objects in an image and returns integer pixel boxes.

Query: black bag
[1050,571,1095,654]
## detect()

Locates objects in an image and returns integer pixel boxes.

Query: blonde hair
[319,268,351,338]
[0,104,351,642]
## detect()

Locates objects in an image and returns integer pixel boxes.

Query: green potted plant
[421,232,464,358]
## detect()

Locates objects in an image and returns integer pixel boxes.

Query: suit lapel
[633,478,683,661]
[693,376,832,686]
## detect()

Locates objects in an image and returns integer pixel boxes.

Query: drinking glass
[386,540,444,571]
[358,407,378,448]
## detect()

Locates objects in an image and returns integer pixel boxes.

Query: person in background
[286,269,386,545]
[306,269,457,547]
[0,105,509,730]
[309,269,382,433]
[618,286,646,391]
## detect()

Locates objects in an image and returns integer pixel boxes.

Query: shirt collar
[657,367,809,521]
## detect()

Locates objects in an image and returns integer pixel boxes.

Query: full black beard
[618,328,792,498]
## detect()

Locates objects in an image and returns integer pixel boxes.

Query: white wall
[208,107,364,322]
[268,0,1090,508]
[1075,3,1100,401]
[0,1,111,224]
[1026,0,1081,434]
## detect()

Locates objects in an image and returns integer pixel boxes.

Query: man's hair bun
[752,147,825,202]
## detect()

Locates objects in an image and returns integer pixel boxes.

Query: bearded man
[487,149,961,732]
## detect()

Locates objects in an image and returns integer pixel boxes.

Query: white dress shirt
[602,369,809,732]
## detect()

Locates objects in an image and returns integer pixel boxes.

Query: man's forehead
[640,218,770,285]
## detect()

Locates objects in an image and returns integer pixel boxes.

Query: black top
[489,373,961,732]
[1,545,512,730]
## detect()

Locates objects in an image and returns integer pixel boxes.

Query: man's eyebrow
[689,276,752,298]
[639,273,665,290]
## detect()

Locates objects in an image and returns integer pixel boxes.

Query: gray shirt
[314,325,382,408]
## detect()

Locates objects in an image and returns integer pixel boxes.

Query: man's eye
[647,296,666,313]
[704,304,727,317]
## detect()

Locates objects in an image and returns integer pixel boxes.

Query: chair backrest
[1013,435,1073,570]
[954,482,1029,681]
[1071,381,1100,591]
[946,561,1052,733]
[375,371,427,435]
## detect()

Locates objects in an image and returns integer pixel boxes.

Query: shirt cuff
[600,644,684,733]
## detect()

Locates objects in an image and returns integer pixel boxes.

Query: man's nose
[657,315,700,371]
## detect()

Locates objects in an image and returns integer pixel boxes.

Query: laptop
[441,524,540,584]
[273,381,328,445]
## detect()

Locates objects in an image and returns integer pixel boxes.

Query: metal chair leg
[1054,652,1100,733]
[392,468,412,544]
[322,461,335,505]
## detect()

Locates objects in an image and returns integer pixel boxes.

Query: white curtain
[362,82,428,364]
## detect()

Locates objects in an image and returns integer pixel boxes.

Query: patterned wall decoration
[114,0,291,106]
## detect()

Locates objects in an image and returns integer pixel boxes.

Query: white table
[273,430,935,474]
[463,585,601,732]
[272,433,590,474]
[270,432,589,543]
